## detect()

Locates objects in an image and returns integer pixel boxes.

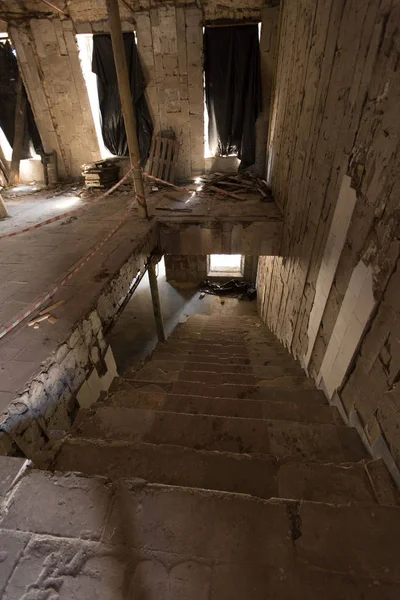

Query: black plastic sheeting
[0,41,43,159]
[204,25,261,170]
[92,34,153,165]
[199,279,257,300]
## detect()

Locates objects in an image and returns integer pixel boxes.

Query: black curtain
[92,33,153,165]
[204,25,261,170]
[0,40,43,158]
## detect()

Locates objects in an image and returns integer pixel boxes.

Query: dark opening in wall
[203,24,261,168]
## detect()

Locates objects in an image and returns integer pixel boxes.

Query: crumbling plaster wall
[257,0,400,469]
[6,0,277,181]
[165,254,208,283]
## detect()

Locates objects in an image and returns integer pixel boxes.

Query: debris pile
[197,171,272,201]
[27,299,65,329]
[81,160,120,189]
[199,279,257,300]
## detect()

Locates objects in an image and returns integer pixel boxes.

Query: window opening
[208,254,244,277]
[77,34,112,159]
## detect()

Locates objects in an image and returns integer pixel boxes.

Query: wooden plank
[9,75,27,185]
[157,137,166,179]
[206,185,244,200]
[170,138,179,184]
[164,138,174,181]
[0,194,9,218]
[152,136,161,178]
[0,143,9,185]
[147,134,156,174]
[160,137,169,180]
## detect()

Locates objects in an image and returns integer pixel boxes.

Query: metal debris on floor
[199,279,257,300]
[82,159,120,189]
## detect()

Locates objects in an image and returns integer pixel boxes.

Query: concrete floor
[108,257,258,374]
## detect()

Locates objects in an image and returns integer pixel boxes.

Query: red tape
[0,203,134,342]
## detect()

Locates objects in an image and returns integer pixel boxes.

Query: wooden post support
[105,0,149,219]
[148,259,165,343]
[9,75,27,185]
[0,194,9,219]
[0,142,9,186]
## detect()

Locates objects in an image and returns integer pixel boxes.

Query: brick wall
[257,0,400,471]
[165,254,208,284]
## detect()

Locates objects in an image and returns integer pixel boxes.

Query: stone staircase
[1,313,400,598]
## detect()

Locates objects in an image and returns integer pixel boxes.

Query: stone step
[3,471,400,596]
[72,407,366,462]
[109,378,328,404]
[143,359,303,376]
[169,380,323,401]
[91,481,400,585]
[153,344,289,361]
[161,339,291,356]
[185,316,261,328]
[167,337,287,350]
[101,389,341,424]
[52,437,384,504]
[170,331,280,343]
[124,365,313,388]
[151,350,298,367]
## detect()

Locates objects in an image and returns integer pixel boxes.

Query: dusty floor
[108,258,258,373]
[0,185,153,412]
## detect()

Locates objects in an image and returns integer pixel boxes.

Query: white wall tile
[304,175,357,367]
[318,261,376,399]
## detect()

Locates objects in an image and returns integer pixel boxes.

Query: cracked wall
[257,0,400,470]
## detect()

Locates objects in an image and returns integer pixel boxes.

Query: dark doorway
[204,24,261,170]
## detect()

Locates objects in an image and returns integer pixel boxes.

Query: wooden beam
[9,75,26,185]
[105,0,149,219]
[0,194,9,219]
[0,143,9,186]
[148,259,165,343]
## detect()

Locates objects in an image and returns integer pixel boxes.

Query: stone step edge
[47,437,399,506]
[100,391,330,409]
[74,406,357,434]
[124,378,316,393]
[109,379,328,403]
[54,435,372,468]
[40,470,400,513]
[50,437,383,503]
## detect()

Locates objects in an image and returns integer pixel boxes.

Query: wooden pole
[0,194,9,219]
[0,143,9,186]
[9,75,27,185]
[148,259,165,343]
[105,0,149,219]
